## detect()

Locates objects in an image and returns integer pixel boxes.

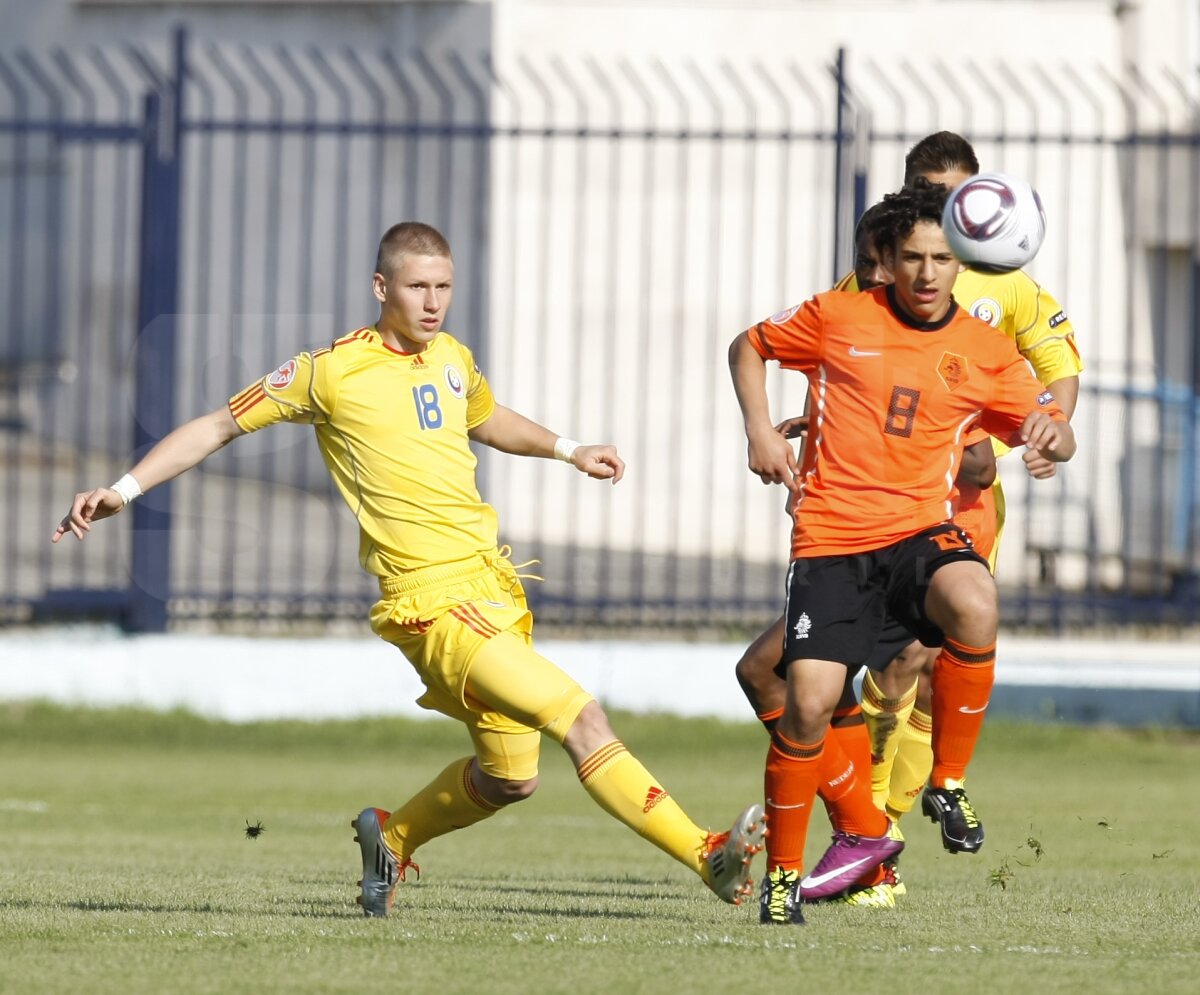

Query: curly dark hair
[855,198,904,256]
[853,200,890,254]
[876,177,951,247]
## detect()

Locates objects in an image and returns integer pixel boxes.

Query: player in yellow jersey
[52,221,766,918]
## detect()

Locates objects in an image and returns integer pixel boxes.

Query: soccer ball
[942,171,1046,272]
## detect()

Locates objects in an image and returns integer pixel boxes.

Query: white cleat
[700,804,768,905]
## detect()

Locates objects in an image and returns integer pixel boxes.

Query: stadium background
[1,0,1196,724]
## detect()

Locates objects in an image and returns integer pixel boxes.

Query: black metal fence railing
[2,28,1197,631]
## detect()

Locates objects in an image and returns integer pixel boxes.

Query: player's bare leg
[734,614,788,730]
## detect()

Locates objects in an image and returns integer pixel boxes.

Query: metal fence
[2,28,1197,632]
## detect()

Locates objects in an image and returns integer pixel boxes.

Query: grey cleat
[352,806,416,917]
[700,803,768,905]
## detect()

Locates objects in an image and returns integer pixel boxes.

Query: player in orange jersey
[843,134,1082,878]
[53,221,766,918]
[734,200,998,913]
[738,133,1083,909]
[731,182,1076,925]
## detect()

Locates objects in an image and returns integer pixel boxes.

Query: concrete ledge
[0,628,1196,726]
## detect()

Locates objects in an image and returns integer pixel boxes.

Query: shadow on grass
[66,899,241,915]
[30,871,700,922]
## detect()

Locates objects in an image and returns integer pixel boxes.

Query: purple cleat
[799,824,904,901]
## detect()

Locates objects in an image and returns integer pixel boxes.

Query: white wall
[2,627,1196,722]
[499,0,1122,61]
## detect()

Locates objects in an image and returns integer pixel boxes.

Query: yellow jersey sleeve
[954,268,1083,387]
[228,350,332,431]
[462,345,495,430]
[833,270,858,292]
[1007,273,1084,386]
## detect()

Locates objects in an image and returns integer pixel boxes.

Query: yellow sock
[860,671,918,809]
[885,707,933,823]
[382,758,499,860]
[577,740,706,873]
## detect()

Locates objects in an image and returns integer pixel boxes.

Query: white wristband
[109,472,143,507]
[553,437,581,463]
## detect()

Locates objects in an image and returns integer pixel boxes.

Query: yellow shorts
[990,478,1007,573]
[370,551,594,780]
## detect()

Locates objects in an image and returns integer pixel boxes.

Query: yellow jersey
[228,327,498,578]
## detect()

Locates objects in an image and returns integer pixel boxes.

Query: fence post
[127,29,184,633]
[832,46,849,287]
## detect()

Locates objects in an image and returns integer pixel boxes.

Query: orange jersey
[953,481,998,563]
[747,285,1065,557]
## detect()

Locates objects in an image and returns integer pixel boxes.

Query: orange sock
[855,864,888,888]
[931,637,996,785]
[764,731,823,872]
[758,706,783,736]
[829,704,872,781]
[818,721,888,838]
[819,705,880,835]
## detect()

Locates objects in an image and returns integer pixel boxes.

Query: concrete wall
[2,627,1196,726]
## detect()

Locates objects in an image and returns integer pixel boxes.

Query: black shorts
[771,613,914,680]
[781,522,987,669]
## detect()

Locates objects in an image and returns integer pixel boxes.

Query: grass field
[1,701,1198,994]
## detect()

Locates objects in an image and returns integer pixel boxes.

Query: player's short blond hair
[375,222,452,277]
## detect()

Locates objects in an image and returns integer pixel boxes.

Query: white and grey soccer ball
[942,171,1047,272]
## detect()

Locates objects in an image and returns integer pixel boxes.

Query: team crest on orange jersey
[937,352,968,392]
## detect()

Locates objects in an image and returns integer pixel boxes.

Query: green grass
[1,702,1198,994]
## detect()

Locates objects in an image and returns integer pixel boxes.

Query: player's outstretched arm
[728,332,798,491]
[51,406,245,543]
[468,403,624,483]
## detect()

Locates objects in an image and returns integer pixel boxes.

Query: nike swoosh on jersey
[848,346,881,357]
[765,798,808,810]
[800,854,874,889]
[958,703,990,714]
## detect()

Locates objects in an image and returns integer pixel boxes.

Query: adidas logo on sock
[643,786,670,813]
